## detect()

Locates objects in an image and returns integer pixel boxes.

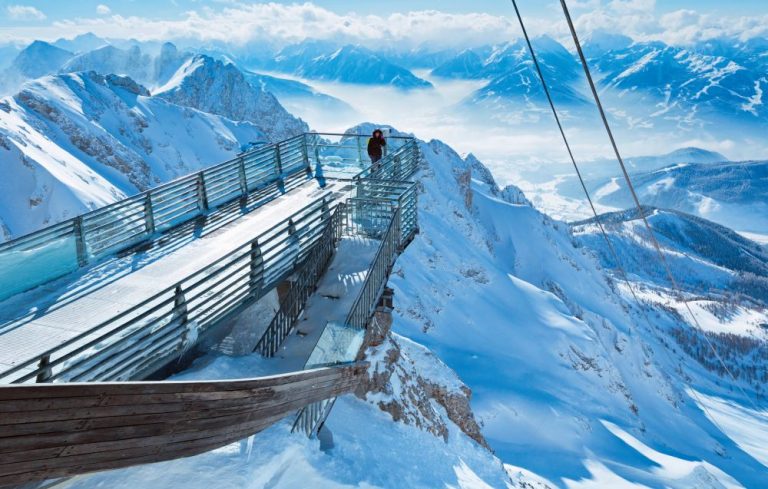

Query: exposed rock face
[356,333,490,450]
[155,55,308,142]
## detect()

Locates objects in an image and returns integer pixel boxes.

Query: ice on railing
[305,321,365,369]
[0,235,79,301]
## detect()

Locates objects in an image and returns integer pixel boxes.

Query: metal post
[36,354,52,383]
[321,198,330,223]
[274,145,285,192]
[250,241,264,294]
[196,172,209,212]
[301,134,312,177]
[238,157,248,197]
[356,136,364,167]
[394,155,402,180]
[174,285,188,326]
[313,136,321,167]
[73,216,87,267]
[144,193,155,235]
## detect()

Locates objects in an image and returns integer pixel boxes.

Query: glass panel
[305,321,365,369]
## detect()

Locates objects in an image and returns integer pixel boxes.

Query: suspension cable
[507,0,755,440]
[557,0,761,411]
[507,0,646,334]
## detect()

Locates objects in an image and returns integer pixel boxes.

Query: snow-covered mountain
[63,45,154,86]
[154,54,307,141]
[386,138,767,487]
[586,160,768,236]
[432,37,587,117]
[52,33,109,54]
[593,41,768,124]
[269,42,433,89]
[573,206,768,304]
[243,70,354,116]
[0,71,270,240]
[430,35,768,136]
[0,41,73,94]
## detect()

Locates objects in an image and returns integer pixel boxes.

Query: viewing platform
[0,131,420,486]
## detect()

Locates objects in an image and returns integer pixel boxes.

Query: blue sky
[1,0,765,20]
[1,0,767,46]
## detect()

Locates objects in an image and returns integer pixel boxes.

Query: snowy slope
[62,45,154,85]
[0,41,73,95]
[0,72,267,241]
[588,161,768,236]
[572,207,768,305]
[61,335,515,489]
[383,138,767,487]
[155,55,308,141]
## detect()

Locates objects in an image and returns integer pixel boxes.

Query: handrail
[344,207,401,329]
[0,133,418,303]
[0,196,335,384]
[0,134,311,302]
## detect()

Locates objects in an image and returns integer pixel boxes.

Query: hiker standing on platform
[367,129,387,171]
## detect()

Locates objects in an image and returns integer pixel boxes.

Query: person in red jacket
[367,129,387,170]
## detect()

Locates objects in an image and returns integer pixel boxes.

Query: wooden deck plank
[0,362,366,486]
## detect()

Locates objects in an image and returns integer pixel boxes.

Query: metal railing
[304,132,414,176]
[355,179,418,244]
[292,202,405,438]
[0,133,418,303]
[345,208,401,330]
[254,202,340,357]
[352,138,420,181]
[0,197,336,384]
[0,134,312,302]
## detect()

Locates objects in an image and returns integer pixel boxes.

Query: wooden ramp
[0,362,366,487]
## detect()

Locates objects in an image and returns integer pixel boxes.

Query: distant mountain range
[572,206,768,304]
[429,34,768,133]
[265,41,433,89]
[0,38,350,123]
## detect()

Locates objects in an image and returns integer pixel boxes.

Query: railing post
[73,216,87,267]
[144,193,155,235]
[174,285,188,326]
[274,145,285,192]
[238,157,248,198]
[301,134,312,177]
[321,198,330,223]
[250,241,264,294]
[36,354,52,383]
[313,135,321,168]
[356,136,364,167]
[196,172,209,212]
[287,218,297,236]
[394,155,402,180]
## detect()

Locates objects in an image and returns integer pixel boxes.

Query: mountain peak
[155,54,307,141]
[12,41,73,78]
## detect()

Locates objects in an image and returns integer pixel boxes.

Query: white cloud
[6,5,46,21]
[1,2,766,48]
[96,4,111,16]
[42,5,523,49]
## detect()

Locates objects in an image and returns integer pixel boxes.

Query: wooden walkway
[0,362,367,487]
